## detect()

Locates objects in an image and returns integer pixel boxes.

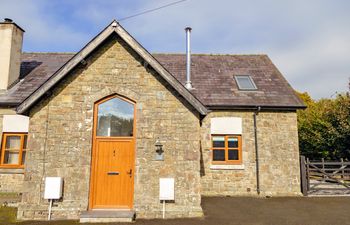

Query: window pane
[4,151,19,164]
[97,97,134,137]
[212,136,225,148]
[21,151,26,165]
[235,75,257,90]
[228,137,239,148]
[213,150,225,161]
[5,136,21,149]
[23,135,28,149]
[228,150,239,160]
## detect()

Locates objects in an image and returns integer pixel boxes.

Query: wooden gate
[300,156,350,196]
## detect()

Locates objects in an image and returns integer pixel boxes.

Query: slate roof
[0,53,74,105]
[0,52,305,109]
[154,53,305,109]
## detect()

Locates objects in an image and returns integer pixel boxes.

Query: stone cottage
[0,19,305,222]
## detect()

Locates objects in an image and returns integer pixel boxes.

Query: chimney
[185,27,193,90]
[0,18,24,90]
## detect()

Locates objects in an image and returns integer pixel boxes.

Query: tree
[297,90,350,160]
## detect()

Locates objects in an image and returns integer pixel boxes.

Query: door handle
[127,169,132,178]
[107,171,119,175]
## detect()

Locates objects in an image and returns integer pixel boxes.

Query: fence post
[300,155,308,196]
[306,158,310,192]
[341,158,345,179]
[322,158,325,180]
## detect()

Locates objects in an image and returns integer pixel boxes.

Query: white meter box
[159,178,175,201]
[44,177,63,199]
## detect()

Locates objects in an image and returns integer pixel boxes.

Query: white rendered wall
[210,117,242,134]
[3,115,29,132]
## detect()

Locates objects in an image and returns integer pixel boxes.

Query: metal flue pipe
[185,27,193,89]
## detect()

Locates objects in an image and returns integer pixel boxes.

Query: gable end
[16,21,208,115]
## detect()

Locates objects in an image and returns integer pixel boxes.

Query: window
[0,133,27,168]
[96,97,134,137]
[211,135,242,164]
[234,75,257,90]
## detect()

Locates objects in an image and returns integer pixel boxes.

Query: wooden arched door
[89,95,135,209]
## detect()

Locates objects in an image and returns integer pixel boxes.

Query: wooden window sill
[0,168,24,174]
[210,164,245,170]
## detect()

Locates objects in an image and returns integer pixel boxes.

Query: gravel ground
[1,196,350,225]
[308,180,350,195]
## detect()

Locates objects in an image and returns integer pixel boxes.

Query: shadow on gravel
[2,196,350,225]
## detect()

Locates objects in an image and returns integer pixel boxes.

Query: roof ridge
[152,53,268,56]
[22,52,267,56]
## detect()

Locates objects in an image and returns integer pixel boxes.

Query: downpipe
[253,106,261,195]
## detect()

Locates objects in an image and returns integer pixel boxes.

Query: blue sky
[1,0,349,99]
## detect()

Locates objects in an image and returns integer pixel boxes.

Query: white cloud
[121,0,350,98]
[1,0,349,98]
[0,0,89,51]
[267,12,350,98]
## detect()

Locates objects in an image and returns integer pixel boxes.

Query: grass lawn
[0,206,17,224]
[1,196,350,225]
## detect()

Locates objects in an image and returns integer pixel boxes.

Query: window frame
[211,135,242,165]
[94,94,136,138]
[234,75,257,90]
[0,132,27,168]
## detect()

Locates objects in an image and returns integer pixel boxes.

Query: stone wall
[200,111,301,196]
[0,173,23,193]
[0,108,24,193]
[17,35,202,220]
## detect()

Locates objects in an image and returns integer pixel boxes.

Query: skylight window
[234,75,257,90]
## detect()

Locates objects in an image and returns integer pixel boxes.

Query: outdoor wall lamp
[155,137,164,161]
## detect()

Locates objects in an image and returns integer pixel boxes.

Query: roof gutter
[0,102,20,107]
[206,105,306,111]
